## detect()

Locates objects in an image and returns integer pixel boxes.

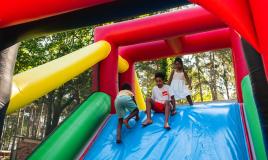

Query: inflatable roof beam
[119,28,230,63]
[7,41,111,114]
[165,36,183,54]
[95,6,226,46]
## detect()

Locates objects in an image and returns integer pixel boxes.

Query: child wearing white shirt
[142,72,176,130]
[168,57,193,105]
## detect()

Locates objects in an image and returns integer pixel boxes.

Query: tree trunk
[160,59,168,81]
[220,53,230,100]
[209,52,218,100]
[20,110,25,136]
[31,107,37,138]
[29,107,34,137]
[195,56,203,102]
[36,104,44,139]
[0,116,9,150]
[45,93,54,136]
[208,84,215,101]
[26,108,31,137]
[6,117,13,150]
[74,82,80,105]
[42,106,48,139]
[51,111,60,132]
[225,82,230,99]
[10,111,21,159]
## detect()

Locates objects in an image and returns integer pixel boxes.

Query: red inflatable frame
[94,6,249,113]
[0,0,267,79]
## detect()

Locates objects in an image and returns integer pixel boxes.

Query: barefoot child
[142,72,176,130]
[115,83,139,143]
[168,57,193,105]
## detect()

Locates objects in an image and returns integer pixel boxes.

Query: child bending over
[115,83,139,143]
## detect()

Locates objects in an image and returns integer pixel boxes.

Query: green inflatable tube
[242,76,267,160]
[28,92,110,160]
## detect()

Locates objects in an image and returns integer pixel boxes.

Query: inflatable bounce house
[0,0,267,159]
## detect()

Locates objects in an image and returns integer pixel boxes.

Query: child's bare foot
[142,119,153,127]
[116,134,121,143]
[116,138,121,144]
[171,109,177,116]
[164,123,171,130]
[123,119,131,129]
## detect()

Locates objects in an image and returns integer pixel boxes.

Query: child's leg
[170,103,177,116]
[116,118,123,143]
[135,111,140,121]
[164,101,171,130]
[123,108,139,128]
[142,97,153,126]
[170,96,176,115]
[186,95,193,105]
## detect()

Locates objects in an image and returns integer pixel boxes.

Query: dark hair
[155,72,165,80]
[121,83,132,91]
[174,57,184,71]
[174,57,183,65]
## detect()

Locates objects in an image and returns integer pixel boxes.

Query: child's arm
[167,70,175,85]
[132,96,137,105]
[184,70,192,89]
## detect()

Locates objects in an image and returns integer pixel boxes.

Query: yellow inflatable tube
[134,72,146,111]
[118,56,129,73]
[7,41,111,114]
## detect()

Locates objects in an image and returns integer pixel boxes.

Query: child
[115,83,139,143]
[168,57,193,105]
[142,72,176,130]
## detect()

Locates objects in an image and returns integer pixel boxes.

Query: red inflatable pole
[95,39,118,114]
[230,30,249,102]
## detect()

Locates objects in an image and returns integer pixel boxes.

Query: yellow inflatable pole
[7,41,111,114]
[8,41,145,114]
[134,72,146,111]
[118,56,129,73]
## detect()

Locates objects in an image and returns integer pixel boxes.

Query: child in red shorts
[142,72,176,130]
